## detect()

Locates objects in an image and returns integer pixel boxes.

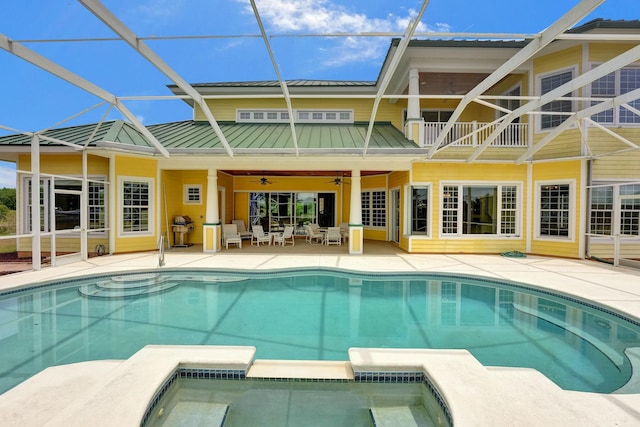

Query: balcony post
[406,68,424,145]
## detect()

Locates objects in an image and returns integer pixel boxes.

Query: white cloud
[0,163,16,189]
[236,0,444,69]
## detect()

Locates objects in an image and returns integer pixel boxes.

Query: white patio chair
[251,224,271,246]
[325,226,342,246]
[305,225,324,244]
[339,222,349,243]
[222,224,242,249]
[273,225,295,246]
[232,219,253,240]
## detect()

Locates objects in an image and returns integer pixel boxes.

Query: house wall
[409,162,528,254]
[530,160,583,258]
[16,153,109,255]
[113,155,158,253]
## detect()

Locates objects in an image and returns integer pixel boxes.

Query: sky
[0,0,638,188]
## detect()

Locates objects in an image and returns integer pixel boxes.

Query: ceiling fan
[327,172,348,185]
[251,173,275,186]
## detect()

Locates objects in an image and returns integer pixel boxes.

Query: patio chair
[305,225,324,244]
[232,219,253,240]
[273,225,295,246]
[222,224,242,249]
[251,224,271,246]
[339,222,349,243]
[325,226,342,246]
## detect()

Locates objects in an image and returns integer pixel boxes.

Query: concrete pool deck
[1,247,640,426]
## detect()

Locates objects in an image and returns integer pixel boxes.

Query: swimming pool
[0,268,639,394]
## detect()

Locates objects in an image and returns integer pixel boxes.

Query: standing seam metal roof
[0,120,420,152]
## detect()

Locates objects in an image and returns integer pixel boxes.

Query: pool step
[157,402,229,427]
[78,273,179,298]
[369,406,436,427]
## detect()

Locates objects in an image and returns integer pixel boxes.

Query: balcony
[419,121,528,148]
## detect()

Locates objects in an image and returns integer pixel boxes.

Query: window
[538,183,571,238]
[590,183,640,237]
[361,190,386,227]
[23,177,106,234]
[248,191,321,234]
[441,184,519,236]
[620,184,640,236]
[590,67,640,125]
[184,184,202,205]
[236,109,352,123]
[497,86,521,122]
[410,186,429,235]
[590,186,613,236]
[540,70,574,129]
[120,178,152,234]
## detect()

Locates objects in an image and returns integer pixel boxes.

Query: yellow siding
[231,175,357,230]
[533,46,582,77]
[199,98,407,130]
[114,155,158,253]
[531,130,582,161]
[16,153,110,255]
[589,43,638,62]
[233,192,249,225]
[589,127,640,179]
[361,174,387,189]
[409,163,528,254]
[530,160,583,258]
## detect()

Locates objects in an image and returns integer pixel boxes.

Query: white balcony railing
[420,121,528,148]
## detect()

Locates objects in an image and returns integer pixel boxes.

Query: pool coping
[2,345,640,427]
[1,252,640,425]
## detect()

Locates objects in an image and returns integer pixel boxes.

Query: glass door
[391,189,400,243]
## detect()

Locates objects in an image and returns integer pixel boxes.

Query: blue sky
[0,0,638,188]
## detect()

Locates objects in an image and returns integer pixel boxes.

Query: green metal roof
[0,120,421,155]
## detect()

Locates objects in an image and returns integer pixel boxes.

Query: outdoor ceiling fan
[327,172,348,185]
[251,172,275,186]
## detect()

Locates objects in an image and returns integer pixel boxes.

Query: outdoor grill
[171,216,194,247]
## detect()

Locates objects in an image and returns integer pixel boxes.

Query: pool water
[145,379,433,427]
[0,269,639,394]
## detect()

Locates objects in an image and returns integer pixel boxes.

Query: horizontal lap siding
[589,242,640,260]
[410,163,528,254]
[530,160,583,258]
[114,155,158,253]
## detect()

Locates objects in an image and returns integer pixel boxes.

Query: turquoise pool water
[0,269,639,394]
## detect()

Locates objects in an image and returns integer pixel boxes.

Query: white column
[407,68,420,120]
[31,135,41,270]
[203,168,221,252]
[349,170,363,254]
[206,170,219,224]
[80,150,88,261]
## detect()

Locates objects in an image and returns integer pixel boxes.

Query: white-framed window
[538,68,575,130]
[440,183,520,237]
[361,190,386,227]
[589,183,640,237]
[119,177,153,235]
[183,184,202,205]
[535,181,574,240]
[590,66,640,125]
[409,185,430,236]
[497,85,521,122]
[236,109,351,123]
[22,176,107,234]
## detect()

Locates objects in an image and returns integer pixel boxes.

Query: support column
[80,150,88,261]
[31,135,41,270]
[349,170,363,255]
[203,169,221,252]
[406,68,424,145]
[407,68,420,119]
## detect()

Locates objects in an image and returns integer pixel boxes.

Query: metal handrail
[158,235,165,267]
